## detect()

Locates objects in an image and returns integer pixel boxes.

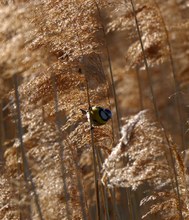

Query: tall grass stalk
[73,35,101,220]
[95,2,136,219]
[0,102,5,163]
[13,74,44,220]
[69,146,89,220]
[98,56,116,143]
[51,74,72,220]
[1,1,188,219]
[95,0,121,134]
[72,3,102,218]
[85,79,101,220]
[127,0,184,219]
[97,55,120,219]
[96,25,122,220]
[96,149,110,220]
[153,0,186,151]
[126,0,159,118]
[135,66,144,110]
[98,148,121,220]
[11,90,26,220]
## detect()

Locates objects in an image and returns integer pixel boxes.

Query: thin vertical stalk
[86,79,101,220]
[98,148,121,220]
[52,75,87,220]
[73,2,102,218]
[96,148,110,220]
[135,66,144,110]
[12,97,25,220]
[153,0,185,151]
[163,131,184,220]
[126,0,159,118]
[99,56,116,143]
[51,74,72,220]
[127,1,184,219]
[95,2,135,219]
[0,101,5,164]
[76,43,101,220]
[110,188,121,220]
[69,141,89,220]
[98,57,121,220]
[95,0,121,133]
[13,74,44,220]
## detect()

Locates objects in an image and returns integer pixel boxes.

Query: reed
[0,0,189,219]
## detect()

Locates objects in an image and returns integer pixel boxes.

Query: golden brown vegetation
[0,0,189,220]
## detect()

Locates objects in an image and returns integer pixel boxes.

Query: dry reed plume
[0,0,189,220]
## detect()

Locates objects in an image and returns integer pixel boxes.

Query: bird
[80,106,112,126]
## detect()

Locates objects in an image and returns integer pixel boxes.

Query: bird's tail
[80,109,87,115]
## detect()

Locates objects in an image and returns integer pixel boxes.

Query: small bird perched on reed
[80,106,112,126]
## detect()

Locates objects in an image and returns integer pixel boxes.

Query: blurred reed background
[0,0,189,219]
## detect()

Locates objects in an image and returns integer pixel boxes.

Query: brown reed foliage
[102,110,189,219]
[107,0,169,69]
[0,0,189,219]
